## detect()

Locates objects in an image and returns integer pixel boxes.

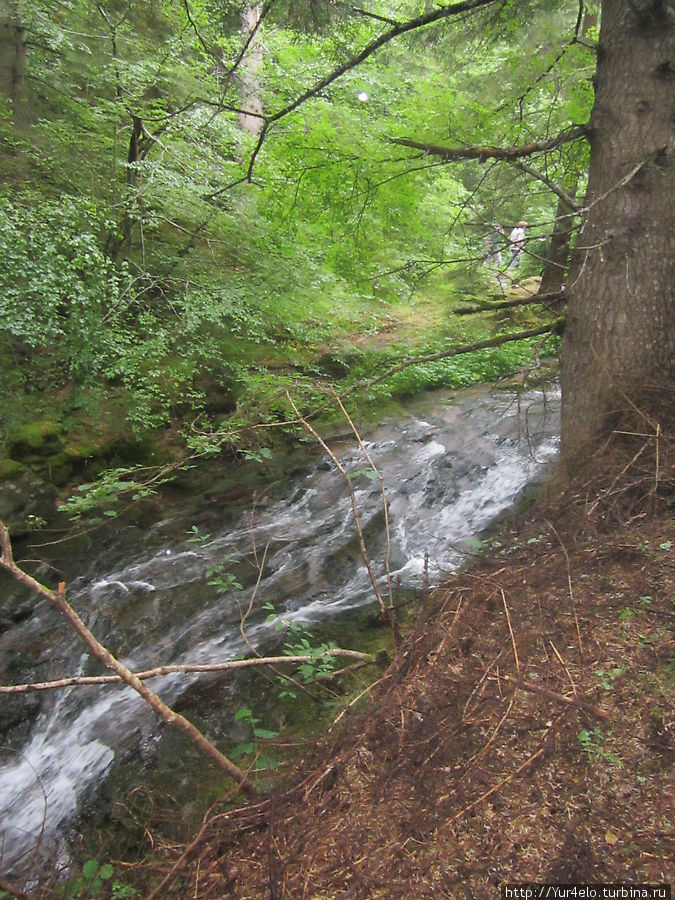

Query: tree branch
[497,673,610,720]
[351,6,402,26]
[355,322,563,394]
[510,161,581,211]
[285,392,392,629]
[0,649,373,694]
[454,290,564,315]
[244,0,500,179]
[0,520,256,796]
[389,124,587,163]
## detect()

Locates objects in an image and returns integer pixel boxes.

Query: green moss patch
[0,457,27,480]
[7,420,65,460]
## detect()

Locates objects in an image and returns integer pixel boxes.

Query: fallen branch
[357,322,562,395]
[0,650,373,694]
[332,390,400,646]
[0,520,256,796]
[438,742,548,814]
[497,673,610,720]
[285,392,392,629]
[454,290,564,315]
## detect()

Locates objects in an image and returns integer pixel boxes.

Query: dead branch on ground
[454,289,564,315]
[496,673,610,720]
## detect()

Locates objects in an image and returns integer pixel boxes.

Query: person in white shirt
[508,220,527,272]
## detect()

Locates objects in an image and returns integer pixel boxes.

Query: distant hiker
[508,220,527,272]
[484,223,504,280]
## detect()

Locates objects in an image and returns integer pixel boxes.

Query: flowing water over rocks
[0,383,560,882]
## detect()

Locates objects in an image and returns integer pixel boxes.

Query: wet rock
[0,468,57,537]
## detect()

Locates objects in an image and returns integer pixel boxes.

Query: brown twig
[285,392,391,628]
[496,673,610,720]
[332,390,400,645]
[500,588,520,676]
[549,639,578,696]
[438,740,548,813]
[546,519,584,662]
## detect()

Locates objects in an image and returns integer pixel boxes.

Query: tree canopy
[0,0,671,480]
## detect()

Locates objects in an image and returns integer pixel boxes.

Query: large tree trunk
[559,0,674,475]
[237,1,264,137]
[538,179,578,296]
[0,6,27,131]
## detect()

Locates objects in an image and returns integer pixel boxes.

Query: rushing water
[0,383,559,881]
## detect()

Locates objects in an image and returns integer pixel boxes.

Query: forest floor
[120,428,674,899]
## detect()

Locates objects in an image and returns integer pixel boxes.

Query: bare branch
[244,0,500,179]
[497,674,610,720]
[351,6,401,26]
[331,391,400,645]
[285,393,392,628]
[454,290,564,315]
[354,323,562,395]
[180,0,215,59]
[0,650,373,694]
[511,161,581,211]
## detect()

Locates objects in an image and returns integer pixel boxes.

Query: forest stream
[0,381,560,883]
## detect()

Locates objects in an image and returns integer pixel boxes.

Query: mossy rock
[0,458,27,481]
[7,420,65,461]
[35,452,75,486]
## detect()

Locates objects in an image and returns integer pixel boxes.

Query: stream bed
[0,382,560,882]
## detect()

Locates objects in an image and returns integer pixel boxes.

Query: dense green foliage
[0,0,593,459]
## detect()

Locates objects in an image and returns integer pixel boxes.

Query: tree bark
[560,0,674,472]
[0,5,28,136]
[538,178,578,296]
[237,1,264,137]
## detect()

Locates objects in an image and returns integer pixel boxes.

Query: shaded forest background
[1,0,592,484]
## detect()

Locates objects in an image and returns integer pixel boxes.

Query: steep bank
[116,442,674,898]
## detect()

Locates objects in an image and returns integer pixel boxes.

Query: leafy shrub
[0,194,132,387]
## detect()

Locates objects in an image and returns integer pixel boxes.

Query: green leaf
[252,727,279,740]
[82,859,99,879]
[230,742,255,758]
